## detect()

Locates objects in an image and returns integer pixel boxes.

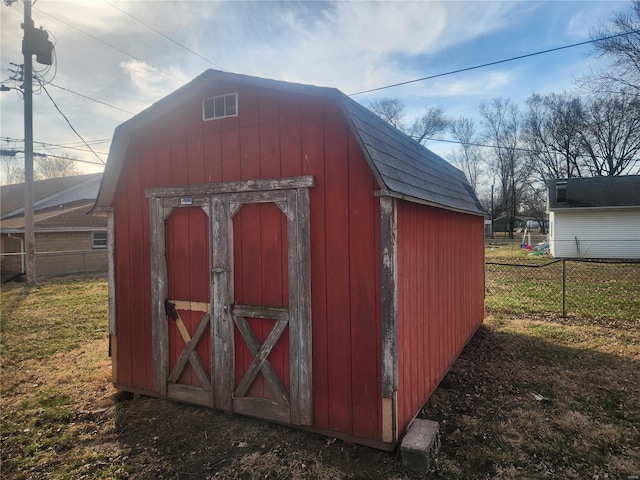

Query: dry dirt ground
[2,310,639,479]
[2,335,410,480]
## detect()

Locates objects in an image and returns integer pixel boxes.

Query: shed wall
[111,82,383,440]
[396,202,484,434]
[550,209,640,258]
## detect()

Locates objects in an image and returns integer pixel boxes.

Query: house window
[556,182,567,203]
[92,231,107,249]
[203,93,238,120]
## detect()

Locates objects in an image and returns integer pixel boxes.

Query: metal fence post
[562,259,566,317]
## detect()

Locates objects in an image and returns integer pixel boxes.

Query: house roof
[94,70,484,216]
[1,173,103,219]
[548,175,640,210]
[0,199,106,232]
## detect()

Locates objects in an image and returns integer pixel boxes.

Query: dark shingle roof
[338,94,484,214]
[548,176,640,210]
[95,70,484,216]
[1,173,103,218]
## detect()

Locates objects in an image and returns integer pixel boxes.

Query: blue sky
[0,0,633,179]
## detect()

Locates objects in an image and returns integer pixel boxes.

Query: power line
[2,136,110,159]
[37,152,104,167]
[41,139,110,148]
[2,136,111,147]
[0,148,105,166]
[428,136,547,155]
[103,0,226,71]
[31,5,189,83]
[48,82,136,115]
[349,29,640,96]
[38,80,106,164]
[34,140,108,156]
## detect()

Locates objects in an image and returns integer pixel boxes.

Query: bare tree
[519,182,548,235]
[579,92,640,176]
[448,116,483,192]
[1,153,24,185]
[369,98,449,145]
[479,98,527,239]
[369,97,406,130]
[35,153,79,180]
[523,92,586,181]
[407,106,450,145]
[586,0,640,93]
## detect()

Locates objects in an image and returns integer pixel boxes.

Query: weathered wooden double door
[148,177,313,426]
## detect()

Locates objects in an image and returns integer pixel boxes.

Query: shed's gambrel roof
[94,70,484,216]
[337,94,484,214]
[548,176,640,211]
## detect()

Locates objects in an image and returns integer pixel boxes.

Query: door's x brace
[233,312,290,405]
[165,300,211,389]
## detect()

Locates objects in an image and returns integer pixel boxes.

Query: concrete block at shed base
[400,419,440,474]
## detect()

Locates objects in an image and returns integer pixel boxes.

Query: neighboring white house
[547,176,640,259]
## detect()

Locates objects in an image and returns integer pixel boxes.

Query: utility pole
[23,0,35,284]
[18,0,52,284]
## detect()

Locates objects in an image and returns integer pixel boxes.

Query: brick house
[0,173,107,281]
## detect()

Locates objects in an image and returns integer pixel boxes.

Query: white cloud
[210,0,523,95]
[319,2,449,57]
[565,1,629,39]
[119,59,186,109]
[33,1,124,36]
[426,71,514,97]
[1,0,628,178]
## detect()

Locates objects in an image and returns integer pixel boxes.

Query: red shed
[94,70,485,450]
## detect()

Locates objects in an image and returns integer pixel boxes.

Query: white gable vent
[203,93,238,121]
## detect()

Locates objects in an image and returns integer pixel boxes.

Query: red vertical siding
[301,117,329,430]
[395,202,484,435]
[113,172,131,386]
[348,134,380,440]
[112,84,382,441]
[323,110,353,433]
[139,137,156,390]
[125,147,147,388]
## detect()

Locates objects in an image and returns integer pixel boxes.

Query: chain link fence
[1,249,108,282]
[486,256,640,320]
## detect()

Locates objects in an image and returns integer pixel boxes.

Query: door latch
[164,300,178,320]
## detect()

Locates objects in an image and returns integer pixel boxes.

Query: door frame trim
[147,175,314,424]
[145,176,314,199]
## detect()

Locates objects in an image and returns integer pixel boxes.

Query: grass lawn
[485,242,640,321]
[1,276,639,479]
